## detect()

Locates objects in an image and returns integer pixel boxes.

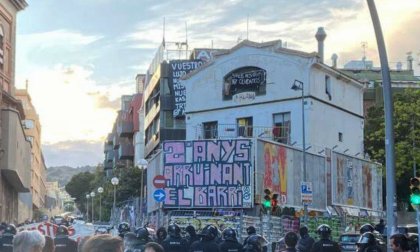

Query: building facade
[16,87,47,214]
[183,39,365,156]
[0,0,31,224]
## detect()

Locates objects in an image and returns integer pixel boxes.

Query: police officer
[130,227,152,251]
[54,225,78,252]
[119,222,131,239]
[219,227,243,252]
[356,232,382,252]
[190,224,221,252]
[359,224,375,234]
[0,224,17,252]
[242,234,268,252]
[162,223,188,252]
[243,226,257,246]
[310,224,340,252]
[185,225,199,247]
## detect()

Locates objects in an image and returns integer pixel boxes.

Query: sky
[15,0,420,168]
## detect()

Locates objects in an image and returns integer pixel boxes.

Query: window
[163,111,174,128]
[273,113,291,144]
[24,119,35,129]
[338,132,343,142]
[237,117,253,137]
[26,136,34,145]
[325,75,332,100]
[203,121,218,139]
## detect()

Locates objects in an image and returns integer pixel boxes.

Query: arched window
[0,25,4,70]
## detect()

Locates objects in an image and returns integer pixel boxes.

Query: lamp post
[137,159,148,226]
[90,192,95,223]
[85,194,90,222]
[111,177,119,225]
[98,187,104,222]
[291,79,308,223]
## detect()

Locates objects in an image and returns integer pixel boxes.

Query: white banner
[18,222,95,242]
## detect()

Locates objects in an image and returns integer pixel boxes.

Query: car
[339,233,360,251]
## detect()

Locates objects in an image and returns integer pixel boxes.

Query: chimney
[407,54,414,71]
[315,27,327,63]
[331,53,338,68]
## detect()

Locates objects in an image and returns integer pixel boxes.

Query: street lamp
[98,187,104,222]
[90,192,95,223]
[137,159,148,226]
[85,194,90,222]
[291,79,308,223]
[111,177,119,225]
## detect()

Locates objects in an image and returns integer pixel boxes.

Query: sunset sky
[15,0,420,167]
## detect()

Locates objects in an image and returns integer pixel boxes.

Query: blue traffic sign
[153,189,166,202]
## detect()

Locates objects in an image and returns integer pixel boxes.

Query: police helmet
[222,228,237,241]
[243,234,268,252]
[246,226,257,235]
[118,222,130,234]
[359,223,375,234]
[4,224,17,235]
[185,225,196,235]
[135,227,150,240]
[200,224,218,241]
[317,224,331,239]
[167,223,181,237]
[357,232,376,246]
[56,225,69,236]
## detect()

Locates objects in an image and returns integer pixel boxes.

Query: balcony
[105,150,114,161]
[106,133,114,144]
[196,124,290,144]
[104,161,113,170]
[0,108,31,192]
[103,142,113,153]
[118,143,134,160]
[117,120,134,137]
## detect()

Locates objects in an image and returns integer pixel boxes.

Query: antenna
[185,21,188,58]
[162,17,166,47]
[25,79,29,91]
[246,14,249,40]
[361,41,368,69]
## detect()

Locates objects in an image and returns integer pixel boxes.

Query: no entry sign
[153,175,166,188]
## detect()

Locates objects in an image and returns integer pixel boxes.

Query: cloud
[42,140,104,167]
[87,92,121,110]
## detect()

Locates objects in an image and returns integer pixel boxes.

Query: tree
[364,89,420,206]
[65,171,95,214]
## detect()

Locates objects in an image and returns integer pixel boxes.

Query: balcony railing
[118,143,134,160]
[195,124,290,144]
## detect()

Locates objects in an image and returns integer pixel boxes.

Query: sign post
[153,189,166,203]
[153,175,166,189]
[301,182,313,204]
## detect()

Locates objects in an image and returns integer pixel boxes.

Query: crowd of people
[0,220,413,252]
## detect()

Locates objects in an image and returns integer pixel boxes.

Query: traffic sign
[153,189,166,202]
[153,175,166,188]
[301,182,313,204]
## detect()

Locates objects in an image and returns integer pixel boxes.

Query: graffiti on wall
[333,154,380,209]
[162,139,253,208]
[263,143,287,203]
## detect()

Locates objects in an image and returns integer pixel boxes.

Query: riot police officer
[0,224,17,252]
[54,225,78,252]
[360,224,375,234]
[242,234,268,252]
[310,224,340,252]
[118,222,131,239]
[185,225,199,247]
[130,227,153,251]
[356,232,383,252]
[219,227,243,252]
[190,224,221,252]
[162,223,188,252]
[243,226,257,246]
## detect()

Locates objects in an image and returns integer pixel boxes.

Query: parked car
[339,233,360,252]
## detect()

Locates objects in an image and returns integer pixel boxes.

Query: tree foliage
[364,89,420,205]
[65,171,95,213]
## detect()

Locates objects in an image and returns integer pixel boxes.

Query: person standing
[356,232,382,252]
[13,230,45,252]
[190,225,220,252]
[162,224,188,252]
[54,225,78,252]
[389,233,410,252]
[374,219,385,235]
[219,228,242,252]
[310,224,340,252]
[0,224,17,252]
[283,232,299,252]
[296,226,315,252]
